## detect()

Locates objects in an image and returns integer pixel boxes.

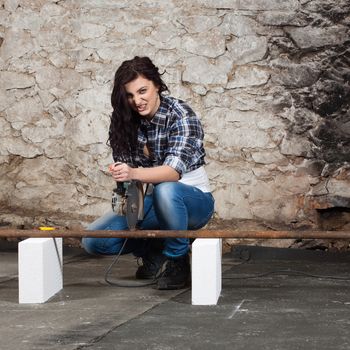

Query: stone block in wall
[204,90,264,112]
[0,71,35,90]
[0,90,16,112]
[71,21,107,40]
[1,137,42,158]
[0,28,34,61]
[36,25,79,51]
[270,59,320,88]
[251,197,299,223]
[286,26,349,49]
[38,90,56,108]
[40,3,67,17]
[190,85,207,96]
[146,22,183,50]
[191,0,299,11]
[55,97,82,120]
[10,7,43,32]
[12,158,75,185]
[4,0,19,12]
[283,108,320,135]
[221,14,261,37]
[213,185,253,220]
[80,201,111,218]
[41,139,67,159]
[73,0,129,9]
[182,56,229,85]
[75,61,114,85]
[206,162,252,186]
[280,135,313,158]
[226,36,268,65]
[5,96,43,126]
[74,171,112,199]
[203,106,280,152]
[219,125,276,149]
[248,180,280,203]
[181,29,226,58]
[76,85,110,113]
[205,147,243,163]
[59,69,92,92]
[176,15,222,34]
[257,115,286,131]
[66,111,110,146]
[227,65,270,89]
[274,174,311,195]
[12,184,79,211]
[65,150,98,178]
[154,50,183,68]
[48,52,72,69]
[0,117,11,139]
[309,181,328,196]
[221,109,284,134]
[35,66,61,90]
[295,160,326,177]
[251,150,287,165]
[21,118,65,144]
[327,179,350,198]
[35,66,92,96]
[257,11,310,26]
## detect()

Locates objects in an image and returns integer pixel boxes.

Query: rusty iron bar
[0,229,350,239]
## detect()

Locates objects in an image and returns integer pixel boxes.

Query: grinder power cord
[105,165,157,287]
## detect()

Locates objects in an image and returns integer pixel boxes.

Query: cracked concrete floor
[1,242,350,350]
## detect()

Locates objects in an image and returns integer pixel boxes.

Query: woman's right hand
[108,162,135,182]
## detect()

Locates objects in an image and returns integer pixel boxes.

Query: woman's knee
[153,182,179,202]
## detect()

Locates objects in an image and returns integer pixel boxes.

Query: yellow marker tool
[38,227,56,231]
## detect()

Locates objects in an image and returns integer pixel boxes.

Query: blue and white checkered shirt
[135,95,206,176]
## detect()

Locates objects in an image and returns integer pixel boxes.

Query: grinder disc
[126,180,144,230]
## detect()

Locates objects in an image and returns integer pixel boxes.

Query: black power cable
[103,183,162,287]
[103,238,159,288]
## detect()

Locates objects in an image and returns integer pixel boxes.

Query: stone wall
[0,0,349,229]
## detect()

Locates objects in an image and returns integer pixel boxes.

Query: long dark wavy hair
[109,56,169,164]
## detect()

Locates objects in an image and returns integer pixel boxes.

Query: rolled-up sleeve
[163,116,205,176]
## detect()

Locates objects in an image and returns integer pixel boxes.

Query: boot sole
[156,280,190,290]
[135,273,157,280]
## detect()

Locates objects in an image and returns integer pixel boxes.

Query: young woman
[82,56,214,290]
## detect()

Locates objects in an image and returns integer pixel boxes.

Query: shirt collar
[140,95,169,128]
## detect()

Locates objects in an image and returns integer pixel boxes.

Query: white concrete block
[191,238,222,305]
[19,238,63,304]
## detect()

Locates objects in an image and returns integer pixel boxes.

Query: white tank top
[179,166,211,193]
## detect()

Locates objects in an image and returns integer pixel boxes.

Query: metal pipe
[0,229,350,239]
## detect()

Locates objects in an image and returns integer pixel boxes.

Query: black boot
[135,252,167,280]
[157,254,190,290]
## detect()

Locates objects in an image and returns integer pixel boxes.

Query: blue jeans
[82,182,214,258]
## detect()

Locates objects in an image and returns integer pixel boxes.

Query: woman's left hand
[108,162,134,182]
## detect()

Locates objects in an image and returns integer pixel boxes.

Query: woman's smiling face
[125,75,160,119]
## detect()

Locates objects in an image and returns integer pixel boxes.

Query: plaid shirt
[135,95,206,176]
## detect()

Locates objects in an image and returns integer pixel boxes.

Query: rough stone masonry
[0,0,349,231]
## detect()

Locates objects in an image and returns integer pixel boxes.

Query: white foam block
[191,238,222,305]
[18,238,63,304]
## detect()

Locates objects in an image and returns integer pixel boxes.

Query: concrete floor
[1,241,350,350]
